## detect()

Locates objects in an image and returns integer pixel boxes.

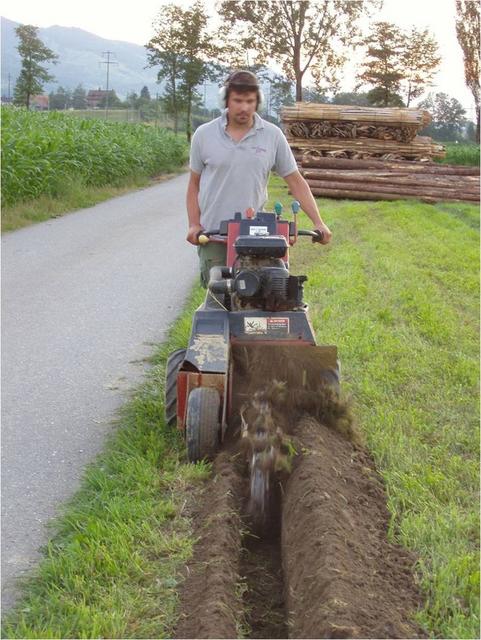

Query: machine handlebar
[197,228,323,245]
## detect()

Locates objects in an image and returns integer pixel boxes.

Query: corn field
[1,107,188,207]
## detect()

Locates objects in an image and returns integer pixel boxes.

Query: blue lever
[291,200,300,214]
[274,202,283,218]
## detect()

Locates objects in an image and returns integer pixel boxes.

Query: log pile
[282,103,444,161]
[300,157,480,204]
[281,103,479,203]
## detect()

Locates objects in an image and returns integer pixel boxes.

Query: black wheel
[165,348,186,426]
[186,387,220,462]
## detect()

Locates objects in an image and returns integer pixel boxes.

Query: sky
[1,0,476,117]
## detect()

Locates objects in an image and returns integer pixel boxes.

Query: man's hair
[224,70,260,104]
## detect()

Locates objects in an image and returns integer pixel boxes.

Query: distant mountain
[1,16,162,99]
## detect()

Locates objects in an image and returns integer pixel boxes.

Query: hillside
[1,16,161,99]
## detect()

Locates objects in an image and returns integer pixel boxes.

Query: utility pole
[8,73,11,101]
[100,51,117,118]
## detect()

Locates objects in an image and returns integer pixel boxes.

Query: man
[186,70,332,286]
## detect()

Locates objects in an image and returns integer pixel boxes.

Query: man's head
[219,70,264,125]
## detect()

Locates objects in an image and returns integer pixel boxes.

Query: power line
[100,51,118,117]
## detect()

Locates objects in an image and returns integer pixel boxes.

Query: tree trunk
[476,106,480,145]
[293,39,303,102]
[186,87,192,143]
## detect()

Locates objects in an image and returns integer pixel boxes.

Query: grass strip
[1,170,187,233]
[2,287,207,639]
[266,176,479,639]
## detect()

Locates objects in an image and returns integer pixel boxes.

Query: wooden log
[287,135,445,159]
[281,103,431,127]
[308,187,475,203]
[306,180,480,201]
[302,170,480,190]
[299,156,480,175]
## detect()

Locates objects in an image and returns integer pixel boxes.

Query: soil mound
[283,416,426,639]
[175,451,244,639]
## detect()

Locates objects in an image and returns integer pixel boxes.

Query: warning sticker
[244,317,289,335]
[267,318,289,334]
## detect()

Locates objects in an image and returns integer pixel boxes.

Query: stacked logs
[281,103,480,203]
[282,103,443,162]
[300,157,480,204]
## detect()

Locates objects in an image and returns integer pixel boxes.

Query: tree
[72,84,87,109]
[218,1,380,102]
[303,86,330,103]
[331,91,370,106]
[455,0,480,143]
[140,85,151,101]
[418,92,467,141]
[400,27,441,106]
[146,1,222,141]
[268,75,295,120]
[48,86,72,110]
[97,90,122,109]
[13,24,58,109]
[357,22,441,107]
[357,21,406,107]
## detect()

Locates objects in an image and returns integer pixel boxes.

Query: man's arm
[186,170,203,245]
[282,170,332,244]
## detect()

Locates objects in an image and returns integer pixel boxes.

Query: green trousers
[197,243,228,288]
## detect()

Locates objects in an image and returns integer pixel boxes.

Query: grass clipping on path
[267,176,479,639]
[2,288,206,640]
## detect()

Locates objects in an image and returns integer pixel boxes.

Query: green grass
[437,143,480,166]
[3,179,479,638]
[1,107,188,208]
[267,176,480,639]
[1,170,187,233]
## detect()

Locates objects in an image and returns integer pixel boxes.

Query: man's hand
[315,221,332,245]
[186,224,204,245]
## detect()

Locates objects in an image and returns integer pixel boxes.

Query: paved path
[1,173,197,609]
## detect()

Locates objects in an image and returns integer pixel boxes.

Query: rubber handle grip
[311,229,324,243]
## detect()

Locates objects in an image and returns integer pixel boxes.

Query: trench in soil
[239,480,287,640]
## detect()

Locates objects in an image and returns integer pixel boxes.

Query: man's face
[227,90,257,126]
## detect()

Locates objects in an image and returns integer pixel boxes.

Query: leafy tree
[331,91,370,106]
[418,92,467,141]
[218,1,380,102]
[400,27,441,106]
[268,75,295,120]
[97,90,122,109]
[48,86,72,110]
[125,91,139,109]
[72,84,87,109]
[13,24,58,109]
[358,22,441,107]
[357,21,406,107]
[140,85,151,101]
[146,1,222,141]
[303,86,330,103]
[455,0,480,143]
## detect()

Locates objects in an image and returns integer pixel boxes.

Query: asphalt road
[1,172,198,609]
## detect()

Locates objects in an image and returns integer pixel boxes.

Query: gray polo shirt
[189,109,298,230]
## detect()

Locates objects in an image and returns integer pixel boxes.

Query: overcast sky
[1,0,476,117]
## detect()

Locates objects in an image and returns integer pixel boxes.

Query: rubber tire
[186,387,220,463]
[164,348,186,427]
